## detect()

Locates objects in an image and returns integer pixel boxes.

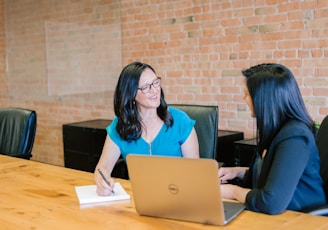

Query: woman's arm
[94,135,121,195]
[181,127,199,158]
[219,167,250,202]
[246,135,311,214]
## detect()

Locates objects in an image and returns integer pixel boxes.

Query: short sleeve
[168,107,196,144]
[106,116,121,145]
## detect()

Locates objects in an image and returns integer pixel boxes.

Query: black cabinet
[233,138,257,167]
[216,130,244,166]
[63,119,111,173]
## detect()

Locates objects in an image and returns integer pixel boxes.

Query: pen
[97,168,115,194]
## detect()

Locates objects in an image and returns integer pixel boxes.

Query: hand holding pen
[97,168,115,195]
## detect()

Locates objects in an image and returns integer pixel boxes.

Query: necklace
[141,117,163,144]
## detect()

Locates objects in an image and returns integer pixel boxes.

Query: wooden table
[1,155,327,230]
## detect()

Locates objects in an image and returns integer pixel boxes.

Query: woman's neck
[139,110,163,143]
[139,108,159,124]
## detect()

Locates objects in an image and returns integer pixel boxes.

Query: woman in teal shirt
[108,106,195,160]
[95,62,199,196]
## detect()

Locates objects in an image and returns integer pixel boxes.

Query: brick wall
[0,0,7,102]
[0,0,327,166]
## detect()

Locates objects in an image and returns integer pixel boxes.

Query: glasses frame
[138,77,162,94]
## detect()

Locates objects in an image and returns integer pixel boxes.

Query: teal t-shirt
[107,107,195,160]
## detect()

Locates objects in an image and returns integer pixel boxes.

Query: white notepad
[75,182,130,205]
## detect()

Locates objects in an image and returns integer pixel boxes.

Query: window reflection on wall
[5,0,122,104]
[45,21,121,97]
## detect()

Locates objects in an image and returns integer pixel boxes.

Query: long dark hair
[113,61,173,141]
[242,63,315,154]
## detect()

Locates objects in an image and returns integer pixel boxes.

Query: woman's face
[243,82,255,118]
[134,68,161,110]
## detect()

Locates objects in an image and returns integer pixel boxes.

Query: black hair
[242,63,315,154]
[113,61,173,141]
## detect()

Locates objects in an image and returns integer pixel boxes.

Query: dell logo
[168,184,179,195]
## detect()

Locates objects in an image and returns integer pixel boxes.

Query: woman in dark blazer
[219,63,326,214]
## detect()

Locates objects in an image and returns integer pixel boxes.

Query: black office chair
[169,104,219,159]
[111,156,129,179]
[0,108,37,160]
[307,115,328,216]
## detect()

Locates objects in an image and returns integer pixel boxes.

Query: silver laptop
[126,155,244,226]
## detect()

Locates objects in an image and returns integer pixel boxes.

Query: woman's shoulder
[108,116,118,126]
[276,119,314,141]
[283,119,311,131]
[106,116,118,132]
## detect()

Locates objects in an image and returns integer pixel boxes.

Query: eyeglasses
[138,77,161,94]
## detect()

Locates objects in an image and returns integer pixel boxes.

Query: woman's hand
[220,184,237,200]
[93,136,121,196]
[220,184,250,203]
[218,167,248,184]
[94,167,115,196]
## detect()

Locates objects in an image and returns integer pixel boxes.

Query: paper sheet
[75,182,130,205]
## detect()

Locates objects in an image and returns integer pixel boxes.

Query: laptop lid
[126,155,244,226]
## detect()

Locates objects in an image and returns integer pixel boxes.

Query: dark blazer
[245,120,326,214]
